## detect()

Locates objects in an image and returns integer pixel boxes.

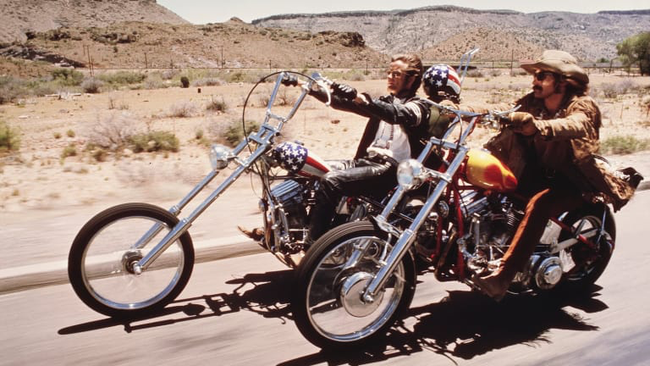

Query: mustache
[533,85,543,92]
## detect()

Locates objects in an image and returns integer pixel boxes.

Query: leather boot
[237,226,265,241]
[473,268,518,302]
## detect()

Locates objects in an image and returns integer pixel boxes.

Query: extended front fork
[124,73,314,274]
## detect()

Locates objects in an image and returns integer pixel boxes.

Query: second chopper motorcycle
[292,104,640,350]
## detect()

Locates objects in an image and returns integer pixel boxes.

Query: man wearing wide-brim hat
[473,49,643,301]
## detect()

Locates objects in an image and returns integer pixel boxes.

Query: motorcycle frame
[362,106,611,301]
[365,108,482,301]
[131,73,316,273]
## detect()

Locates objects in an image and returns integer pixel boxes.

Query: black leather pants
[308,157,397,241]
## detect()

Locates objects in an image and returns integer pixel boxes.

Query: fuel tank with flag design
[463,148,518,192]
[272,142,331,178]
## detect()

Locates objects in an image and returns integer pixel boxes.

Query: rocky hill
[253,6,650,62]
[0,0,188,43]
[0,20,387,71]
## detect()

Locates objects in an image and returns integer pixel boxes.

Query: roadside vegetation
[0,119,20,153]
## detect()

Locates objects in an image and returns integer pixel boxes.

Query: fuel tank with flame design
[463,149,518,192]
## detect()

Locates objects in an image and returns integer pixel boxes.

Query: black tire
[558,203,615,291]
[68,202,194,318]
[293,221,416,350]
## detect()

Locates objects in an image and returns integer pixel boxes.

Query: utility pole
[83,45,94,76]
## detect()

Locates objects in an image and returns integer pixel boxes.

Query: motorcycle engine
[460,192,524,275]
[263,179,310,248]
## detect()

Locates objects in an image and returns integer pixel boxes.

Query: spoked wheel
[293,221,416,350]
[68,202,194,318]
[557,204,615,291]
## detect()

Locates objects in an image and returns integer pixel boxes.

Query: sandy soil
[1,72,649,268]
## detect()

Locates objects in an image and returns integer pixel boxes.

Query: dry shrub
[0,120,20,152]
[85,111,137,150]
[206,97,228,113]
[168,101,198,118]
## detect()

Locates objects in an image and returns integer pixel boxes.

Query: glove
[439,100,458,109]
[507,112,537,136]
[331,82,358,100]
[281,74,298,87]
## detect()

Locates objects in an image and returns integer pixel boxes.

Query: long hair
[391,53,423,96]
[552,74,589,96]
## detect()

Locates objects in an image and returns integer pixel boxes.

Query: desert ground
[1,71,649,263]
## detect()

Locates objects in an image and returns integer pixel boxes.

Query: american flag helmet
[422,64,461,102]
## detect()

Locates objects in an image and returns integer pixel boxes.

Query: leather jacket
[310,88,443,160]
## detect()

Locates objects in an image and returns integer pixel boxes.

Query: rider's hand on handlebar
[507,111,538,136]
[439,100,458,109]
[281,74,299,87]
[331,82,358,100]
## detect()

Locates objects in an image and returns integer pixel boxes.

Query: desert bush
[0,76,28,104]
[193,77,224,87]
[0,120,20,152]
[344,70,366,81]
[61,143,77,158]
[98,71,146,86]
[467,69,485,78]
[600,135,650,154]
[81,77,104,93]
[128,131,179,153]
[169,101,198,117]
[225,71,245,83]
[92,148,108,162]
[51,69,84,86]
[53,132,62,139]
[206,97,228,112]
[85,112,136,150]
[161,69,180,80]
[107,96,130,110]
[180,76,190,88]
[66,129,75,138]
[142,75,168,90]
[597,79,639,99]
[641,95,650,115]
[277,89,297,106]
[224,120,260,146]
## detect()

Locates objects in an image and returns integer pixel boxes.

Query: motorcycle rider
[472,50,642,300]
[304,54,434,243]
[239,58,459,244]
[420,64,462,137]
[305,61,471,243]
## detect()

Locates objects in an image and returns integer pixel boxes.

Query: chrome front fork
[128,72,314,273]
[362,146,468,303]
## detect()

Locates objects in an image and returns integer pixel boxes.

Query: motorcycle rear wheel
[293,221,416,350]
[558,204,615,291]
[68,202,194,318]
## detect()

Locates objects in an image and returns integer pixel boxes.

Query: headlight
[397,159,424,190]
[210,144,231,170]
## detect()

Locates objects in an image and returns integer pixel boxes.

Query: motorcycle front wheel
[293,221,416,350]
[68,202,194,318]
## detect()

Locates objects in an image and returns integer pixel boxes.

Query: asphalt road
[1,190,649,365]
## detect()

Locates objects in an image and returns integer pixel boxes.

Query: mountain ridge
[253,6,650,61]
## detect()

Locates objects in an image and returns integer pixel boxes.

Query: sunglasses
[534,71,556,81]
[386,70,415,78]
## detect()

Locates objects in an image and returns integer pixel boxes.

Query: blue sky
[157,0,648,24]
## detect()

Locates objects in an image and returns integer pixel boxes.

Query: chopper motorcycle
[67,71,389,318]
[292,104,627,350]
